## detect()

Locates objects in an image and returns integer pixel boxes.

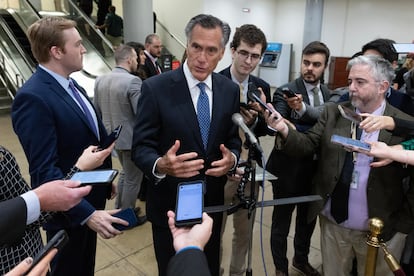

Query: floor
[0,113,322,275]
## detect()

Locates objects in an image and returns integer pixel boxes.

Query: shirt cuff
[176,245,202,255]
[153,157,167,179]
[21,190,41,225]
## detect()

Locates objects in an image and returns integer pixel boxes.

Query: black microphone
[232,113,263,153]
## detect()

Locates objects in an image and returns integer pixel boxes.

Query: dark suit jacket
[167,249,211,276]
[142,52,163,78]
[131,66,241,226]
[11,67,112,230]
[219,66,272,137]
[0,197,26,245]
[266,77,332,195]
[277,101,414,240]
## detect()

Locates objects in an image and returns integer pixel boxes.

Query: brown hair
[27,17,76,63]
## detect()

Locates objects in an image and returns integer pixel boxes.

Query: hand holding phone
[281,87,296,98]
[175,181,204,227]
[101,125,122,149]
[24,230,68,275]
[247,83,280,119]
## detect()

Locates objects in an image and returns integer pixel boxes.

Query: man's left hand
[205,144,236,177]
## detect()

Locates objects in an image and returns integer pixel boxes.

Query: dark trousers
[48,225,97,276]
[152,211,223,276]
[270,200,317,273]
[268,156,317,273]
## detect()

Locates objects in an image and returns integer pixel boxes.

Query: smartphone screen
[70,169,118,185]
[392,43,414,53]
[331,134,371,151]
[175,181,204,227]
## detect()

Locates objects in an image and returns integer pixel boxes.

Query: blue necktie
[69,79,98,137]
[197,82,210,149]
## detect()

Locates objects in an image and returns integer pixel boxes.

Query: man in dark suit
[265,54,414,275]
[132,14,241,276]
[11,17,126,276]
[267,41,331,276]
[142,33,163,78]
[219,24,270,276]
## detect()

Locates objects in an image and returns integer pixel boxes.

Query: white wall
[153,0,414,82]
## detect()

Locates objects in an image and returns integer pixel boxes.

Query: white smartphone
[175,181,204,227]
[70,169,118,186]
[331,134,371,151]
[392,43,414,53]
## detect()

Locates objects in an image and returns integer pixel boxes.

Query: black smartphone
[70,169,118,186]
[25,230,68,275]
[281,87,296,98]
[331,134,371,151]
[175,181,204,227]
[338,105,363,124]
[112,208,138,231]
[101,124,122,149]
[246,82,279,118]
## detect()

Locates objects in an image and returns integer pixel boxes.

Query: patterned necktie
[197,82,210,149]
[69,79,98,137]
[312,86,320,106]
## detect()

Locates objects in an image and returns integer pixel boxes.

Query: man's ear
[378,80,390,95]
[50,46,63,60]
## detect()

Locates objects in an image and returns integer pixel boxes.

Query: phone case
[112,208,138,231]
[330,134,371,151]
[70,169,118,185]
[175,181,204,227]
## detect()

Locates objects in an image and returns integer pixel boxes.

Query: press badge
[350,170,359,189]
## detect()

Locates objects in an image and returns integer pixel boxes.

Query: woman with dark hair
[125,41,148,80]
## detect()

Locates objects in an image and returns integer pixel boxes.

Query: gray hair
[184,14,231,49]
[114,44,135,65]
[347,54,395,83]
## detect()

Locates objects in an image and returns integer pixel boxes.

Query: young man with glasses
[219,24,271,276]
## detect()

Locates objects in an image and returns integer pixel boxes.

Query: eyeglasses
[236,50,261,61]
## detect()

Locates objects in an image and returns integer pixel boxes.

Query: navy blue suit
[132,66,241,276]
[12,67,112,276]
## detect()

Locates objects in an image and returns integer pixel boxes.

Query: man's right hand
[86,210,128,239]
[156,140,204,178]
[34,180,91,212]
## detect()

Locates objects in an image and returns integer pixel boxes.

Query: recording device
[101,124,122,149]
[246,83,279,118]
[175,181,204,227]
[25,230,68,275]
[330,134,371,151]
[70,169,118,186]
[281,87,296,98]
[112,208,138,231]
[338,105,363,124]
[392,43,414,53]
[232,113,263,153]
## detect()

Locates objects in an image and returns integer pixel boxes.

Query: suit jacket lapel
[171,69,205,151]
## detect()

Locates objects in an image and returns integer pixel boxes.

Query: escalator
[0,0,114,99]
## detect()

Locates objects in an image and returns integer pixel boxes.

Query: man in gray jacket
[94,44,147,226]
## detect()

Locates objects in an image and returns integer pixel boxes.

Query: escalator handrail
[0,15,36,71]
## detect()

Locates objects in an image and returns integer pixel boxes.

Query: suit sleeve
[0,197,27,245]
[166,249,211,276]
